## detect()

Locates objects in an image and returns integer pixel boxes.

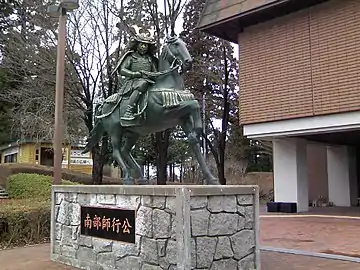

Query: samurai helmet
[132,25,156,44]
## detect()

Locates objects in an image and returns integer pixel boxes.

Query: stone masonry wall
[51,186,260,270]
[53,193,178,270]
[190,195,256,270]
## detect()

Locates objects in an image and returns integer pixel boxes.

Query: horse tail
[82,104,105,154]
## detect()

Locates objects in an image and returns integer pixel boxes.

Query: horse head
[161,35,193,72]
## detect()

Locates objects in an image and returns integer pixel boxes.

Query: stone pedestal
[51,185,260,270]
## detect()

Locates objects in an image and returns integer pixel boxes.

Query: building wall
[239,0,360,124]
[307,143,328,201]
[18,143,36,164]
[0,143,93,175]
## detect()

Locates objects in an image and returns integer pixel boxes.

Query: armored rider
[115,29,158,121]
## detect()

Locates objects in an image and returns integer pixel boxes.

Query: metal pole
[53,8,67,185]
[202,92,206,160]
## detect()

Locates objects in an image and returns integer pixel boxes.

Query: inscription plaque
[80,206,136,243]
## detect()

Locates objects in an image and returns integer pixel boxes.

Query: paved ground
[2,212,360,269]
[1,244,360,270]
[260,216,360,257]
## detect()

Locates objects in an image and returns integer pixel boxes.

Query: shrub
[0,164,121,188]
[8,173,78,199]
[0,199,51,248]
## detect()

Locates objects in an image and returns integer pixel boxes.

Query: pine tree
[181,0,249,184]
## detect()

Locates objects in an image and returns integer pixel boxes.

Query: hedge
[0,173,78,248]
[0,164,121,189]
[0,199,51,248]
[8,173,77,199]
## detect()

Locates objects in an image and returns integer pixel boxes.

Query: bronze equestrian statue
[83,28,220,185]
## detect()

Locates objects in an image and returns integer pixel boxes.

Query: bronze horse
[83,35,220,185]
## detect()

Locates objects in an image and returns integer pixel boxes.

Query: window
[4,153,17,163]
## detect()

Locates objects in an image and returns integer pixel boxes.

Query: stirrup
[121,106,135,120]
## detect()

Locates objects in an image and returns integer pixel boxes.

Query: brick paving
[261,251,360,270]
[260,216,360,257]
[1,244,360,270]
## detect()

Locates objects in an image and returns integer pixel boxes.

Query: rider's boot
[121,90,140,121]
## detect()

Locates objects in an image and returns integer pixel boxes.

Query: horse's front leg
[181,120,220,185]
[122,133,149,185]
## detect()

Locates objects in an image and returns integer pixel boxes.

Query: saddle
[97,89,195,127]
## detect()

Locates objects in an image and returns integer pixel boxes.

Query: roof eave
[197,0,329,43]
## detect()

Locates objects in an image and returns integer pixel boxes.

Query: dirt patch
[228,172,273,194]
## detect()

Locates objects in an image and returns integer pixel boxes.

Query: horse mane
[160,35,178,60]
[160,44,170,60]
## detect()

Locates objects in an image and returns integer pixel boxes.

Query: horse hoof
[123,177,134,185]
[138,178,149,185]
[207,178,221,185]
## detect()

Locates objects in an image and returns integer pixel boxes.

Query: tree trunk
[91,145,104,184]
[180,161,183,183]
[147,162,150,180]
[169,164,172,181]
[156,130,170,185]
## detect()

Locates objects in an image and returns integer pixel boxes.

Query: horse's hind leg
[181,120,220,185]
[122,133,149,185]
[110,130,134,185]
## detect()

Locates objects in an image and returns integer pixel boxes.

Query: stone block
[136,206,153,237]
[196,237,216,268]
[230,230,255,260]
[190,196,207,210]
[57,200,70,225]
[56,193,65,205]
[238,254,255,270]
[191,238,196,269]
[55,224,62,240]
[237,195,253,206]
[238,205,254,229]
[165,239,177,265]
[116,256,140,269]
[142,196,166,209]
[70,203,81,226]
[153,209,171,239]
[214,236,233,260]
[77,235,92,248]
[208,195,237,213]
[113,240,139,259]
[67,193,77,203]
[61,245,77,258]
[97,252,116,268]
[157,239,167,257]
[71,226,79,240]
[142,264,162,270]
[165,197,176,214]
[116,195,141,209]
[170,215,176,239]
[93,238,112,253]
[76,246,96,262]
[210,258,238,270]
[208,213,238,236]
[191,209,210,236]
[97,194,116,205]
[140,237,158,264]
[60,226,73,246]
